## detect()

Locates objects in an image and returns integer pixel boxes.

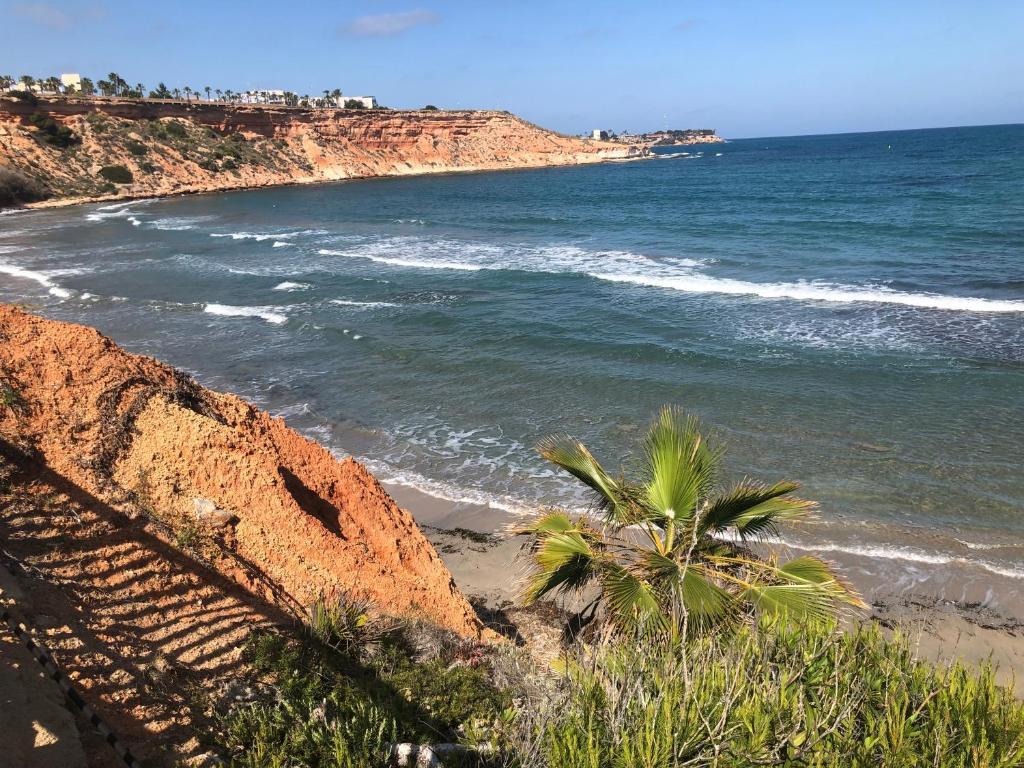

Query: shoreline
[15,150,655,213]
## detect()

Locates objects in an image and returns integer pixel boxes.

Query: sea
[2,124,1022,610]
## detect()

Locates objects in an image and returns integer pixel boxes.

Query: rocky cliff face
[0,305,482,637]
[0,96,639,204]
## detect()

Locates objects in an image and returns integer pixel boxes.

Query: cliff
[0,304,481,638]
[0,96,639,205]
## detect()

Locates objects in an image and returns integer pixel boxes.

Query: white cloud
[340,9,439,38]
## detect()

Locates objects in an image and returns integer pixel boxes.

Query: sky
[1,0,1022,138]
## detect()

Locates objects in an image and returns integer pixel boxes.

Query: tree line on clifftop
[0,72,447,111]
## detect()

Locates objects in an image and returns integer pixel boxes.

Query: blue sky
[2,0,1022,137]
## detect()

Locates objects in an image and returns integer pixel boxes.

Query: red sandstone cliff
[0,304,482,638]
[0,96,639,205]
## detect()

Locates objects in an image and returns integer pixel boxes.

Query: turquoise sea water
[2,125,1022,608]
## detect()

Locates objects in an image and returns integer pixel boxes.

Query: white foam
[736,533,1024,581]
[591,272,1024,313]
[0,262,71,298]
[330,299,400,308]
[212,229,325,242]
[203,303,287,325]
[148,216,213,231]
[272,241,291,248]
[273,281,312,291]
[319,248,482,272]
[317,239,694,276]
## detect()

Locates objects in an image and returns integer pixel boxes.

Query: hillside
[0,96,640,205]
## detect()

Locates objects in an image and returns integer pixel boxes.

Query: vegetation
[522,407,864,639]
[0,166,48,207]
[215,609,511,767]
[423,104,440,111]
[27,112,79,148]
[98,164,134,184]
[2,70,380,109]
[516,618,1024,767]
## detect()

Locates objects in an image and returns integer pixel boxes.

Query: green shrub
[8,90,38,106]
[98,164,133,184]
[27,112,79,148]
[423,104,439,111]
[138,161,156,174]
[125,139,148,156]
[163,120,187,138]
[0,166,48,207]
[519,619,1024,767]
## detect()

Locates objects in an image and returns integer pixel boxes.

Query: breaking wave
[0,262,72,298]
[591,272,1024,313]
[203,303,287,324]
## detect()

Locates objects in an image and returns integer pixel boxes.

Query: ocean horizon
[2,123,1022,611]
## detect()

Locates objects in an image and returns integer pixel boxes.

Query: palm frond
[776,555,867,609]
[521,523,602,604]
[641,406,720,528]
[536,434,624,517]
[739,582,837,622]
[642,550,734,623]
[600,562,666,632]
[700,480,815,539]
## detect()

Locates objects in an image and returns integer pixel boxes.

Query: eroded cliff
[0,96,639,205]
[0,304,482,638]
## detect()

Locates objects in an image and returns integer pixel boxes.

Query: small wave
[212,229,326,243]
[330,299,401,308]
[360,458,538,517]
[272,241,291,248]
[86,207,138,223]
[148,216,213,231]
[319,248,483,272]
[393,218,427,225]
[591,272,1024,313]
[274,281,312,291]
[127,216,143,227]
[203,303,287,325]
[0,262,72,298]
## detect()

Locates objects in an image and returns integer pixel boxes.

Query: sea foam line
[590,272,1024,313]
[0,262,72,298]
[331,299,401,308]
[319,248,483,272]
[203,303,287,325]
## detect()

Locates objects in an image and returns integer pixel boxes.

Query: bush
[27,112,79,148]
[98,164,133,184]
[138,161,156,174]
[217,620,510,766]
[0,166,48,207]
[8,90,39,106]
[163,120,188,138]
[125,139,148,156]
[517,619,1024,767]
[422,104,439,111]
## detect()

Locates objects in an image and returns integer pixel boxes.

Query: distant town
[588,128,724,145]
[0,71,380,110]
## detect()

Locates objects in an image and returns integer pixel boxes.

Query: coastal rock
[0,304,483,638]
[0,97,639,206]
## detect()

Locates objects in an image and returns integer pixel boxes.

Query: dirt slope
[0,96,640,205]
[0,305,481,637]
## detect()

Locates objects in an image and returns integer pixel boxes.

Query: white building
[60,73,83,92]
[592,129,609,140]
[240,89,287,105]
[340,95,377,109]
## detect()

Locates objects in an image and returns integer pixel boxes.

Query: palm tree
[522,406,864,638]
[0,75,12,92]
[204,86,211,101]
[173,88,181,100]
[215,88,223,102]
[183,86,192,102]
